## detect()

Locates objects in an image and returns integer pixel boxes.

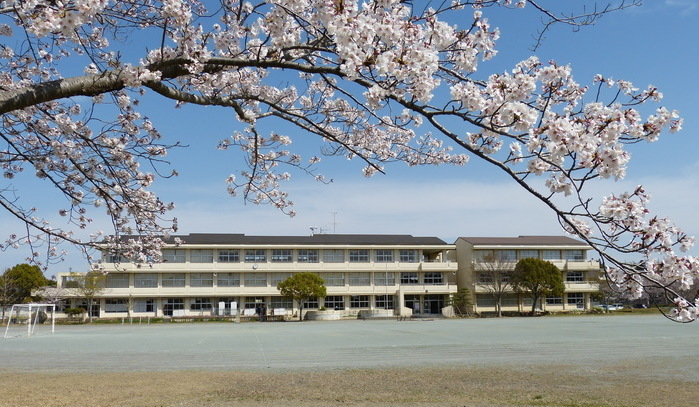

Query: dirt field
[1,316,697,407]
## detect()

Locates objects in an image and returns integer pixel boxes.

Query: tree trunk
[530,295,538,316]
[495,299,502,317]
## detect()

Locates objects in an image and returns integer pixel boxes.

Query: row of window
[474,249,586,262]
[102,272,446,288]
[100,295,398,312]
[475,293,586,307]
[477,271,587,284]
[110,249,423,264]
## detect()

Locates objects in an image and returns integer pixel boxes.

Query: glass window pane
[400,272,418,285]
[218,250,240,263]
[105,274,129,288]
[217,273,240,287]
[348,272,370,286]
[519,250,539,259]
[244,273,267,287]
[542,250,561,260]
[566,250,585,261]
[162,273,185,287]
[323,249,344,263]
[320,272,344,286]
[399,250,418,263]
[134,273,158,288]
[298,250,319,263]
[190,273,214,287]
[245,250,266,263]
[348,249,369,263]
[162,249,186,263]
[190,249,214,263]
[271,250,292,263]
[374,272,395,286]
[375,250,394,262]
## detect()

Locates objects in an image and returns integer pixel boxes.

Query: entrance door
[423,294,444,314]
[404,295,422,314]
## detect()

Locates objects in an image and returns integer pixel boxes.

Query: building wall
[455,237,600,314]
[56,241,458,319]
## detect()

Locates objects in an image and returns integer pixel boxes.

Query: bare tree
[69,272,106,323]
[475,254,516,317]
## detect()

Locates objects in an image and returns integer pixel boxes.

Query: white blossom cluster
[0,0,694,319]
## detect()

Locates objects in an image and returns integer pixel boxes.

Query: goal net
[3,304,56,338]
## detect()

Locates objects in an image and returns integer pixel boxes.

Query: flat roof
[457,236,589,247]
[120,233,450,246]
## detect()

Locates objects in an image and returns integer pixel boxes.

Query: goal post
[3,304,56,338]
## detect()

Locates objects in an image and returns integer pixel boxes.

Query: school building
[52,233,600,319]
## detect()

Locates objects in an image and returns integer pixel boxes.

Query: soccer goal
[3,304,56,338]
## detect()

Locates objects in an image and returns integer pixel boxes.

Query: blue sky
[1,1,698,275]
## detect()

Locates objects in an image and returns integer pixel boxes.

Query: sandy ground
[1,316,697,406]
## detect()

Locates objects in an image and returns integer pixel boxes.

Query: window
[566,250,585,261]
[320,272,345,286]
[217,273,240,287]
[324,296,344,310]
[244,273,267,287]
[297,249,319,263]
[497,250,517,261]
[474,250,494,261]
[61,276,79,288]
[501,295,519,307]
[567,292,584,305]
[190,273,214,287]
[349,249,369,263]
[400,272,419,285]
[399,250,418,263]
[105,299,128,313]
[348,272,370,286]
[271,273,292,286]
[271,297,293,309]
[245,249,266,263]
[134,298,155,313]
[375,249,394,263]
[375,295,394,309]
[546,296,562,305]
[105,274,129,288]
[350,295,369,308]
[162,273,185,287]
[519,250,539,259]
[244,296,265,309]
[107,253,128,263]
[218,249,240,263]
[423,272,444,285]
[566,271,584,282]
[303,297,319,309]
[542,250,562,260]
[374,272,395,286]
[163,298,184,316]
[162,249,186,263]
[323,249,344,263]
[476,295,495,307]
[271,249,292,263]
[134,273,158,288]
[190,297,213,310]
[478,273,493,284]
[190,249,214,263]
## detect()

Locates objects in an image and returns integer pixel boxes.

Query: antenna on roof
[310,226,318,236]
[330,211,338,234]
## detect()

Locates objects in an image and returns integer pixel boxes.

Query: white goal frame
[4,303,56,338]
